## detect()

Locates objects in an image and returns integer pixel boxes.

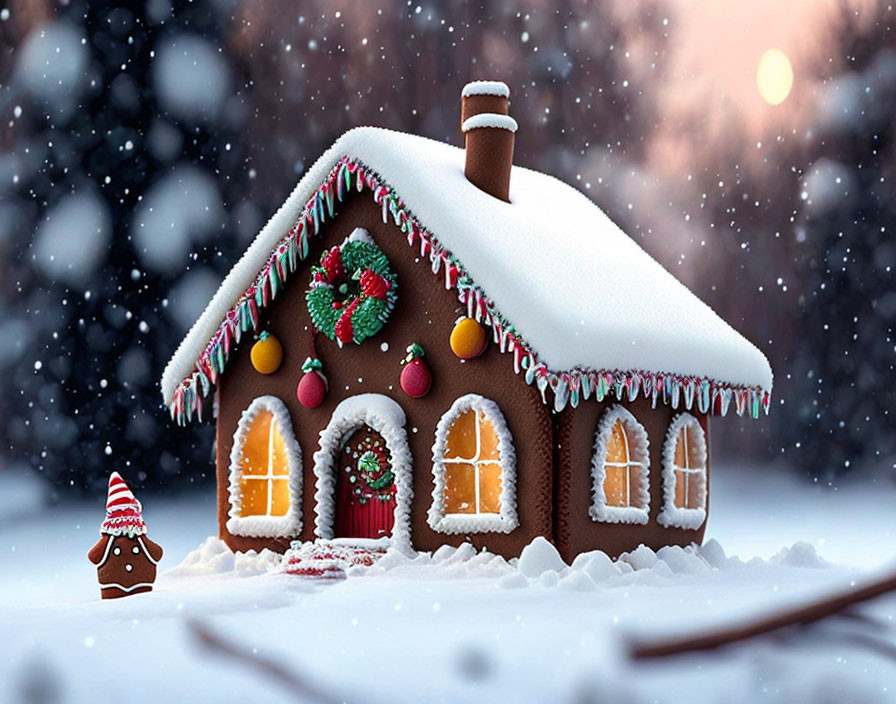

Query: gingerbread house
[161,81,772,562]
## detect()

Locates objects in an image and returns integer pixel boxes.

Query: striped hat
[100,472,147,537]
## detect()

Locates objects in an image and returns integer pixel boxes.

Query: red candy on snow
[401,356,432,398]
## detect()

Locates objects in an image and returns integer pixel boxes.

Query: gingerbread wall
[554,398,710,562]
[215,191,555,557]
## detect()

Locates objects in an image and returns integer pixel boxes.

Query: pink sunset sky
[645,0,862,168]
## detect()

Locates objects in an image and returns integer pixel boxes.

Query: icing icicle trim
[165,156,772,424]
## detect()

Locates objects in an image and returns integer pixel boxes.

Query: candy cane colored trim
[312,394,414,551]
[657,413,708,530]
[428,394,518,534]
[226,396,303,538]
[162,154,771,425]
[590,405,651,525]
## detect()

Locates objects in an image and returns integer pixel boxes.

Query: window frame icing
[590,405,651,525]
[657,413,708,530]
[428,394,518,535]
[226,395,303,538]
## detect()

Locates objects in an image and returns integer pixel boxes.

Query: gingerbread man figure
[87,472,163,599]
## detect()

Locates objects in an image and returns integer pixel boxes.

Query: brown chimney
[461,81,517,202]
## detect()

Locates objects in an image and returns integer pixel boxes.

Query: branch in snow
[187,620,341,704]
[629,568,896,659]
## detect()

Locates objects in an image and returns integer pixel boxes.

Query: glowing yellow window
[658,413,706,530]
[603,418,646,508]
[590,406,650,525]
[237,409,292,518]
[443,407,503,515]
[671,422,705,510]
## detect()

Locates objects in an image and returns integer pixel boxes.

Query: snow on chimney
[461,81,517,202]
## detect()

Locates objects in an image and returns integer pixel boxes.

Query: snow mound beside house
[770,541,829,568]
[359,535,833,590]
[166,537,283,577]
[165,535,831,587]
[161,534,831,587]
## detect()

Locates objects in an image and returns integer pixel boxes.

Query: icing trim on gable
[164,157,771,425]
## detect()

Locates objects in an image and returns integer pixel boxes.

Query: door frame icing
[312,394,414,550]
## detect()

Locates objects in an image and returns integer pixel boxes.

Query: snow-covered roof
[161,127,772,423]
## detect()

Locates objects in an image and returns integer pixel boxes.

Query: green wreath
[358,450,394,492]
[306,238,397,345]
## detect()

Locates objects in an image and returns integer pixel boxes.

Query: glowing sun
[756,49,794,106]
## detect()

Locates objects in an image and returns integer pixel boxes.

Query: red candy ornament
[320,246,344,282]
[297,357,328,408]
[334,298,359,345]
[359,269,391,299]
[400,344,432,398]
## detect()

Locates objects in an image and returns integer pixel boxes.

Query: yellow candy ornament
[250,331,283,374]
[450,317,487,359]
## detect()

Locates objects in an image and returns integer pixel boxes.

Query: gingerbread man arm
[142,536,164,563]
[88,536,110,565]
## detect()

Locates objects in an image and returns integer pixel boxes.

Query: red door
[334,425,396,540]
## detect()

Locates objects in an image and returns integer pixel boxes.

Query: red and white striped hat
[99,472,147,537]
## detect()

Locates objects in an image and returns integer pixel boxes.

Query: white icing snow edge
[160,127,774,408]
[589,405,651,525]
[657,413,708,530]
[461,80,510,98]
[427,394,519,535]
[226,396,303,538]
[170,535,832,586]
[461,113,518,132]
[312,394,414,551]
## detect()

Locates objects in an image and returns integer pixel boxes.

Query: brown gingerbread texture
[157,79,770,565]
[87,472,163,599]
[212,192,704,562]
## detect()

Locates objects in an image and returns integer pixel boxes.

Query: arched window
[227,396,302,538]
[590,406,650,524]
[428,394,518,534]
[658,413,707,530]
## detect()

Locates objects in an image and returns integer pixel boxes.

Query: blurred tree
[789,0,896,480]
[0,0,249,496]
[1,0,669,495]
[227,0,669,229]
[686,0,896,481]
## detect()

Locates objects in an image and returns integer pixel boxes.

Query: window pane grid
[604,419,643,508]
[240,417,289,517]
[672,424,705,510]
[443,410,501,515]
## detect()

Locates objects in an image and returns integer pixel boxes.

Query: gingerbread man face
[88,534,163,599]
[88,473,164,600]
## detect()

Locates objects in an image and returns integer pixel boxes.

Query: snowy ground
[1,464,895,704]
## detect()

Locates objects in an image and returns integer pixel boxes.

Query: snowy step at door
[281,539,387,579]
